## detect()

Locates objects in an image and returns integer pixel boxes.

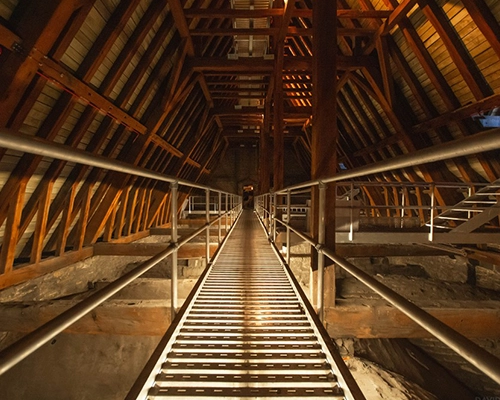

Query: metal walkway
[128,210,363,399]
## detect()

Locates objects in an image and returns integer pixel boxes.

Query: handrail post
[206,189,211,263]
[286,190,291,265]
[317,182,326,321]
[170,182,178,320]
[268,192,273,239]
[349,182,354,242]
[225,193,229,232]
[429,183,435,242]
[230,195,234,225]
[468,184,472,220]
[401,186,405,229]
[218,192,222,244]
[265,194,270,234]
[272,191,277,242]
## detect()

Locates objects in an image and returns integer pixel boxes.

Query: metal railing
[183,195,232,215]
[256,186,500,386]
[0,129,242,375]
[255,127,500,385]
[267,180,500,242]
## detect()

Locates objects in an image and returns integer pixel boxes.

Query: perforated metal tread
[141,210,354,399]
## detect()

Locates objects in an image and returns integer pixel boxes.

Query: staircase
[431,180,500,233]
[127,210,364,399]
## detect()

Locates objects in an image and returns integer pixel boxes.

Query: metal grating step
[128,210,363,400]
[430,181,500,230]
[148,386,344,398]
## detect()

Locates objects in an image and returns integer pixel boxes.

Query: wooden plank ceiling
[0,0,499,287]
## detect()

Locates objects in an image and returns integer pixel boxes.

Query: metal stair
[431,180,500,232]
[128,210,364,400]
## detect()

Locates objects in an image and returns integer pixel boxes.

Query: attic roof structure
[1,0,500,398]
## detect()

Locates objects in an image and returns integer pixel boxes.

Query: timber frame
[0,0,499,290]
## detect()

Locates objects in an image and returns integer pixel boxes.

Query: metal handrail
[255,206,500,385]
[256,214,366,400]
[252,128,500,386]
[0,129,233,194]
[126,207,243,399]
[0,207,241,375]
[0,128,243,375]
[273,127,500,193]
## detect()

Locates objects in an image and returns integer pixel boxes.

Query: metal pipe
[229,195,233,226]
[429,183,435,242]
[0,210,233,376]
[0,129,234,194]
[126,202,243,400]
[272,192,277,242]
[205,189,211,263]
[263,213,500,386]
[269,194,273,239]
[170,182,178,319]
[225,193,229,232]
[400,188,405,229]
[323,247,500,386]
[218,192,222,244]
[349,182,354,242]
[274,127,500,194]
[317,183,326,321]
[286,190,291,266]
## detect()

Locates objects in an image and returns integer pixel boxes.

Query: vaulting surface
[0,0,499,288]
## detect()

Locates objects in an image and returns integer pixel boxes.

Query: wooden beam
[461,0,500,61]
[30,181,54,264]
[77,0,143,80]
[33,54,147,135]
[419,0,492,101]
[0,0,81,127]
[184,8,392,19]
[10,3,178,263]
[184,8,285,18]
[271,0,295,191]
[1,300,498,338]
[167,0,195,55]
[93,242,217,258]
[0,183,27,275]
[98,1,167,94]
[0,247,94,290]
[0,23,23,51]
[412,93,500,134]
[363,0,419,54]
[187,56,372,72]
[311,0,338,310]
[189,27,375,37]
[325,301,500,339]
[376,36,395,106]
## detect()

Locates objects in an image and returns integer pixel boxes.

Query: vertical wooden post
[259,101,271,194]
[76,185,92,251]
[31,181,53,263]
[273,72,284,191]
[56,185,76,256]
[312,0,338,310]
[0,182,27,274]
[170,182,178,319]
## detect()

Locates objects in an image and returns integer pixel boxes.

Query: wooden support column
[312,0,337,309]
[0,182,27,275]
[273,74,284,191]
[259,101,271,194]
[271,0,294,191]
[30,181,54,264]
